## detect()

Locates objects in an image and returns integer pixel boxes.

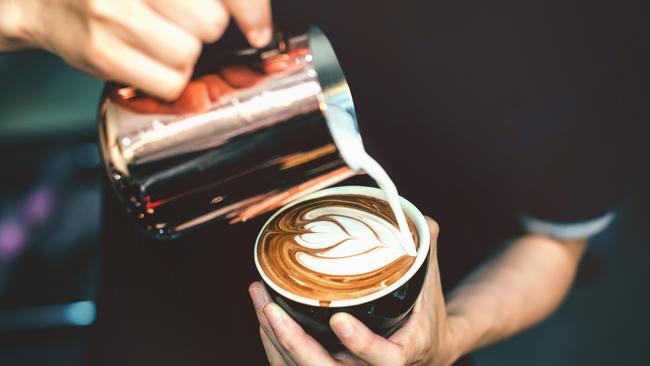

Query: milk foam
[257,192,419,302]
[294,206,409,276]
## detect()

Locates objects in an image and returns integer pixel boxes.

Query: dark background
[1,8,649,365]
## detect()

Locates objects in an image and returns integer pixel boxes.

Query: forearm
[446,234,588,355]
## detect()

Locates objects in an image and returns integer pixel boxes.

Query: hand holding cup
[250,215,464,366]
[249,186,464,365]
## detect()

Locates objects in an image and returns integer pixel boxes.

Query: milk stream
[357,154,417,256]
[325,105,417,257]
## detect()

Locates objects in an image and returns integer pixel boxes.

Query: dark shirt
[86,1,650,365]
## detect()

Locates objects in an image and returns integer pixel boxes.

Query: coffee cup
[254,185,430,351]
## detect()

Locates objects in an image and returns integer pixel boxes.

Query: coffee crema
[257,194,419,302]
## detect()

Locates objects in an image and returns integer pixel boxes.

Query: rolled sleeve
[518,211,616,240]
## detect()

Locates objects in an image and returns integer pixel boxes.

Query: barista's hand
[113,65,267,114]
[0,0,272,100]
[249,218,465,366]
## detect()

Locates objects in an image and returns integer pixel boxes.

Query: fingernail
[248,28,272,48]
[249,285,270,310]
[331,314,354,338]
[263,304,284,328]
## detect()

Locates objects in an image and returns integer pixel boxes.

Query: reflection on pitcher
[98,28,360,239]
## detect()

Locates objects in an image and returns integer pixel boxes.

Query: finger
[263,303,338,366]
[261,327,298,366]
[262,55,291,74]
[116,3,202,71]
[88,29,189,100]
[330,313,406,365]
[249,282,297,365]
[199,74,233,102]
[172,80,211,113]
[223,0,273,47]
[221,66,265,88]
[333,351,371,366]
[114,96,176,114]
[146,0,230,43]
[260,328,290,366]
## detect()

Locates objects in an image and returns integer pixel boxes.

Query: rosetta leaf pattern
[294,206,406,276]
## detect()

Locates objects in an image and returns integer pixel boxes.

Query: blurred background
[0,51,102,365]
[0,51,648,366]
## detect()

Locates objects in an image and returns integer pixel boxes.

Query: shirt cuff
[518,211,616,240]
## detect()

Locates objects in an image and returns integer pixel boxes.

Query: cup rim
[254,185,430,308]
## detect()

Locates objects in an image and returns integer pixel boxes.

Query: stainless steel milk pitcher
[98,27,363,239]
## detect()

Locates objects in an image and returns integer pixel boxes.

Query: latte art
[257,194,419,302]
[295,206,410,276]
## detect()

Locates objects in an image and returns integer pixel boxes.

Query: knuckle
[178,38,201,65]
[78,16,115,71]
[202,9,229,42]
[214,9,230,28]
[84,0,113,20]
[184,37,202,59]
[188,38,202,59]
[83,34,108,70]
[0,4,27,40]
[157,70,189,100]
[426,217,440,235]
[168,71,190,95]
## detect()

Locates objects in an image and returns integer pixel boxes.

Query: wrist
[426,313,473,366]
[446,294,501,356]
[444,314,473,363]
[0,0,42,51]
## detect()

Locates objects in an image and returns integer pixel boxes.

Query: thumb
[330,313,405,365]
